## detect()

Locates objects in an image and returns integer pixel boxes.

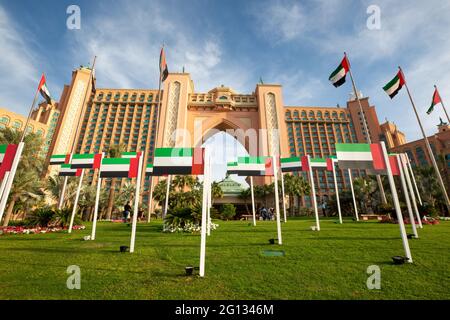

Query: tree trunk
[2,197,17,227]
[105,178,116,220]
[289,195,294,216]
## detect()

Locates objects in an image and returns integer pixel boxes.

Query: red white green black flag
[329,56,350,88]
[383,71,406,99]
[426,88,442,115]
[37,74,52,104]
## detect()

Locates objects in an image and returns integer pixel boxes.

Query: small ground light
[185,266,194,276]
[268,238,277,244]
[120,246,129,252]
[392,256,407,265]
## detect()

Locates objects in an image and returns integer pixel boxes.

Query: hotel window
[13,120,22,129]
[309,111,315,120]
[97,93,103,101]
[114,93,120,101]
[131,93,137,102]
[332,112,338,120]
[123,93,129,101]
[0,116,9,124]
[106,93,112,101]
[317,111,323,120]
[147,95,153,103]
[285,111,291,120]
[340,113,346,120]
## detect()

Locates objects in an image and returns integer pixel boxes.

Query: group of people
[122,202,145,223]
[258,206,275,221]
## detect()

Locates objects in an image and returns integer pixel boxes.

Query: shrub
[299,207,314,216]
[220,204,236,221]
[164,206,201,232]
[28,208,55,227]
[52,208,82,227]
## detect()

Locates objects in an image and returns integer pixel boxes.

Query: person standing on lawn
[123,202,132,223]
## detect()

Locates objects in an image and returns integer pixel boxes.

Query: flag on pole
[336,143,376,169]
[160,47,169,82]
[99,157,139,178]
[70,153,102,169]
[226,156,273,176]
[426,88,442,115]
[59,164,82,177]
[121,152,138,159]
[145,164,154,176]
[310,158,328,169]
[383,71,406,99]
[280,156,302,172]
[0,145,8,165]
[329,56,350,88]
[153,148,204,175]
[301,156,310,171]
[49,154,68,165]
[0,144,18,180]
[37,74,52,104]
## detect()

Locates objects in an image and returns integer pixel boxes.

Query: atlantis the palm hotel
[1,65,449,209]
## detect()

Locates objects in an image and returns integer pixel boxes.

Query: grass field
[0,218,449,300]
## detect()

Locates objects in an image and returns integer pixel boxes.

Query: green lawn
[0,218,449,300]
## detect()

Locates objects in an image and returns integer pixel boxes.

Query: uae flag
[100,158,139,178]
[59,164,82,177]
[145,164,154,177]
[38,74,52,104]
[153,148,204,175]
[336,143,375,169]
[50,154,69,165]
[383,71,405,99]
[0,144,8,165]
[310,158,328,169]
[0,144,18,180]
[427,88,442,115]
[160,47,169,82]
[280,156,302,172]
[226,161,241,175]
[70,154,102,169]
[329,56,350,88]
[236,156,269,176]
[121,152,138,159]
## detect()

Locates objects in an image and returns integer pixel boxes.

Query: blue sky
[1,0,450,183]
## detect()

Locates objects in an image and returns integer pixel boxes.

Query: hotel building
[2,65,411,207]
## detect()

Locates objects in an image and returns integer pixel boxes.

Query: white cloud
[0,5,39,114]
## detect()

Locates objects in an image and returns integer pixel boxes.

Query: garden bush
[220,204,236,221]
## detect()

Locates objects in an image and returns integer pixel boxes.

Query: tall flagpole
[435,85,450,123]
[332,160,343,224]
[396,155,418,239]
[345,52,387,205]
[280,171,287,223]
[347,168,359,221]
[406,154,422,206]
[250,176,256,226]
[401,153,423,229]
[272,155,282,245]
[400,67,450,208]
[147,45,165,221]
[59,56,97,210]
[308,155,320,231]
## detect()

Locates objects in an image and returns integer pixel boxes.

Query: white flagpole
[0,172,10,204]
[68,169,85,233]
[346,52,387,205]
[406,154,422,206]
[250,176,256,226]
[308,155,320,231]
[435,85,450,123]
[332,160,343,224]
[0,142,25,222]
[401,67,450,209]
[130,154,143,253]
[401,154,423,229]
[272,155,282,244]
[396,155,418,239]
[58,176,68,210]
[91,153,104,240]
[199,149,209,277]
[380,142,412,262]
[163,175,171,219]
[280,171,287,223]
[347,169,359,221]
[207,155,212,236]
[147,178,154,223]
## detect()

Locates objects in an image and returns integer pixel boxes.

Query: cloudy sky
[1,0,450,182]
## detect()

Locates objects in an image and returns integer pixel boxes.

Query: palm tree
[153,179,169,215]
[0,128,44,226]
[210,181,223,204]
[172,175,196,191]
[114,182,136,209]
[283,174,311,215]
[353,176,378,214]
[239,188,251,214]
[254,183,274,207]
[105,143,126,220]
[2,169,42,226]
